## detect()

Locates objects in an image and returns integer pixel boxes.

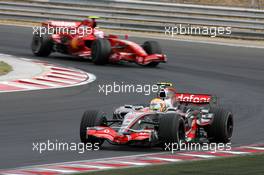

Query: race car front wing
[86,126,152,144]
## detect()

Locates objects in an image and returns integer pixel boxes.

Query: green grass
[76,154,264,175]
[0,61,12,76]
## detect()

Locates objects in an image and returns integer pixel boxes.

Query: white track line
[48,66,81,72]
[49,70,87,77]
[1,173,26,175]
[218,151,249,155]
[46,73,86,81]
[243,146,264,150]
[37,168,78,173]
[148,157,182,162]
[110,161,150,166]
[1,82,38,90]
[36,77,77,84]
[66,164,111,169]
[179,153,215,158]
[18,79,58,87]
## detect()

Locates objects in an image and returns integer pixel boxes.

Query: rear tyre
[158,114,185,150]
[80,110,107,147]
[31,31,53,57]
[206,106,234,143]
[91,39,111,65]
[142,41,162,67]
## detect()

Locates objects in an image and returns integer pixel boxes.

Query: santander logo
[50,21,77,27]
[177,93,211,103]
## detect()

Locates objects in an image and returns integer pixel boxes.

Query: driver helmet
[94,30,104,38]
[150,98,166,112]
[158,88,176,99]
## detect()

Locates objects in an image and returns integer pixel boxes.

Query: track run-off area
[0,25,264,170]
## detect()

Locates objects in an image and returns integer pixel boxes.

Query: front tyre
[206,106,234,143]
[91,39,111,65]
[31,31,53,57]
[158,113,185,150]
[80,110,107,147]
[143,41,162,67]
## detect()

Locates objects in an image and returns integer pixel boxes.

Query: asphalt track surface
[0,25,264,169]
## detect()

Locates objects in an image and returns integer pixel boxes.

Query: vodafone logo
[177,94,211,103]
[139,132,148,135]
[104,129,110,133]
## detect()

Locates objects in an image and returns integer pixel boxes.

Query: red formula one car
[80,83,234,149]
[31,17,166,67]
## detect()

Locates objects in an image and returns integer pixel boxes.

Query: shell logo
[71,37,79,49]
[104,129,110,133]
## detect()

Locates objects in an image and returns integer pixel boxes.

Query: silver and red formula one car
[31,16,166,67]
[80,83,234,148]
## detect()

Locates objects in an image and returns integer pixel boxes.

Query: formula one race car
[80,83,234,149]
[31,16,166,67]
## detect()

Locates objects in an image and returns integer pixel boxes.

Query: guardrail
[0,0,264,39]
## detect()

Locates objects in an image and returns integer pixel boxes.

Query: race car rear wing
[176,93,217,104]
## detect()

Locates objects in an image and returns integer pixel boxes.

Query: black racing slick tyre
[31,31,53,57]
[91,38,111,65]
[142,41,162,67]
[158,114,185,150]
[206,106,234,143]
[80,110,107,147]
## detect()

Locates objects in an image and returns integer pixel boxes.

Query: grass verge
[0,61,12,76]
[75,153,264,175]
